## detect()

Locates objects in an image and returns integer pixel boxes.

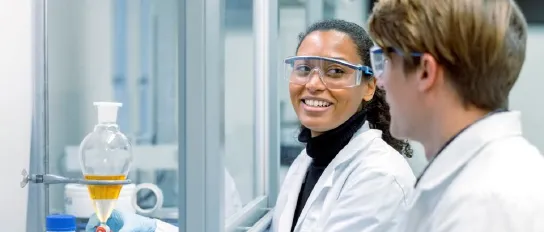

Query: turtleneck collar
[298,110,367,167]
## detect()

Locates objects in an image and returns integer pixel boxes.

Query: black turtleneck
[290,110,367,231]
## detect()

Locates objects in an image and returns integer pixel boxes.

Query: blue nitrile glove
[86,209,157,232]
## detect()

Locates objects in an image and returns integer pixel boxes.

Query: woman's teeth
[303,99,331,107]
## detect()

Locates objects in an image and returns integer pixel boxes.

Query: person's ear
[362,77,377,101]
[417,54,440,92]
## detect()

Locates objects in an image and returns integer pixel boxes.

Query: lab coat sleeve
[433,192,524,232]
[322,170,408,232]
[154,219,179,232]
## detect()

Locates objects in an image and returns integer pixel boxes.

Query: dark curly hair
[295,19,413,158]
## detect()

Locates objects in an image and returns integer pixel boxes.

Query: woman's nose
[305,70,326,91]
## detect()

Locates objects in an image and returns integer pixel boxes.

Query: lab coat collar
[292,121,382,231]
[416,111,523,191]
[327,121,377,170]
[292,121,376,190]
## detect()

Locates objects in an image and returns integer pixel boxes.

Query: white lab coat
[398,111,544,232]
[271,122,416,232]
[154,168,243,231]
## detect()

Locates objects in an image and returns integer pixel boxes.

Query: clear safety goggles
[370,46,422,78]
[284,56,373,89]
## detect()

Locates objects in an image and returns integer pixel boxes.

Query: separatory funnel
[79,102,133,232]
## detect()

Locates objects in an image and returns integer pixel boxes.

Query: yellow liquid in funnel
[84,175,126,223]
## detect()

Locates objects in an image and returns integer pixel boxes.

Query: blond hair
[368,0,528,110]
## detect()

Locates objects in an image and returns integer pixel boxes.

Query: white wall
[510,26,544,151]
[0,0,33,229]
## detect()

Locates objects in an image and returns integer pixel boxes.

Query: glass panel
[46,0,180,229]
[224,0,279,228]
[278,2,307,183]
[223,0,259,221]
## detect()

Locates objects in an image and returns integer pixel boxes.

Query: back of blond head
[368,0,528,110]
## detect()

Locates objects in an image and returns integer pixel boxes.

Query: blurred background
[4,0,542,231]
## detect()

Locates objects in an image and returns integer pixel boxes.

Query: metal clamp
[20,169,132,188]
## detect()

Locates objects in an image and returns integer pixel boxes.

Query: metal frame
[225,196,268,231]
[248,211,274,232]
[27,0,47,230]
[177,0,226,231]
[254,0,280,210]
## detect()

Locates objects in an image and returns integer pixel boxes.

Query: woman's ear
[362,78,377,102]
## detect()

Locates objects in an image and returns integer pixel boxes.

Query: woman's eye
[326,68,345,76]
[295,65,310,72]
[295,65,311,76]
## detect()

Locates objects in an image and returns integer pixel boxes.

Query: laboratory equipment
[131,183,164,215]
[65,184,136,230]
[20,169,131,187]
[64,183,164,215]
[79,102,133,232]
[64,183,164,231]
[46,214,77,232]
[62,144,178,214]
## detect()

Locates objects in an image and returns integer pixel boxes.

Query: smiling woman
[287,23,412,155]
[271,19,416,232]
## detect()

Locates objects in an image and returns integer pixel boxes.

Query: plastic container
[46,214,76,232]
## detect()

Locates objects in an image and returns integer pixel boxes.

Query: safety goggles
[370,46,422,78]
[284,56,373,89]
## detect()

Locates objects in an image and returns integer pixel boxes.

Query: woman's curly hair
[296,19,413,158]
[364,89,412,157]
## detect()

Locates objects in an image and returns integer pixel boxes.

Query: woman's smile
[300,97,334,114]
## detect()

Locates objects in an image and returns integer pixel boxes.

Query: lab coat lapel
[417,111,523,191]
[278,154,312,232]
[293,122,382,231]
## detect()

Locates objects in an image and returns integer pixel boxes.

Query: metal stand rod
[20,169,132,188]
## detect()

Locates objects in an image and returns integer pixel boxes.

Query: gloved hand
[85,209,157,232]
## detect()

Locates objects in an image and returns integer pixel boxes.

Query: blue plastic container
[46,214,77,232]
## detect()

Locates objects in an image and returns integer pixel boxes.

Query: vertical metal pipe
[253,0,267,199]
[177,0,187,229]
[29,0,48,229]
[43,0,50,217]
[253,0,279,205]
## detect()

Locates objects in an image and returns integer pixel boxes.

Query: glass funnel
[79,102,133,227]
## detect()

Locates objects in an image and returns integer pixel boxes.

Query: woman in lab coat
[271,19,416,232]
